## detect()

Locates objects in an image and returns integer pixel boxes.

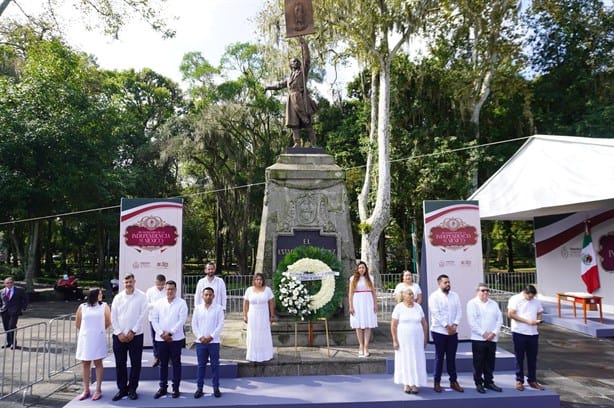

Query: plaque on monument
[276,230,337,270]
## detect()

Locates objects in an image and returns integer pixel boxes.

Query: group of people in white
[74,261,545,401]
[348,266,546,395]
[75,262,229,401]
[74,260,281,402]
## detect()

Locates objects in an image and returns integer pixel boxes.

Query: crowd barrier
[46,314,79,379]
[0,322,49,402]
[0,313,79,403]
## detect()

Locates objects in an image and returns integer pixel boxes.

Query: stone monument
[253,151,357,347]
[253,0,358,347]
[254,152,355,280]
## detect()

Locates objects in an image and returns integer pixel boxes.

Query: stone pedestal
[254,151,355,280]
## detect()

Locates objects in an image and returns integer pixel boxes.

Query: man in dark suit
[1,277,28,349]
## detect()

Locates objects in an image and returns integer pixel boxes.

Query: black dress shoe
[172,390,180,398]
[112,390,128,401]
[128,390,138,400]
[153,388,167,399]
[213,388,221,398]
[485,383,502,392]
[476,384,486,394]
[194,389,203,399]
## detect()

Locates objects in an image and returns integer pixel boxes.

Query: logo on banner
[598,233,614,271]
[429,217,478,251]
[124,215,178,252]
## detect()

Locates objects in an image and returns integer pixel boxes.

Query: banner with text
[119,198,183,296]
[423,200,483,340]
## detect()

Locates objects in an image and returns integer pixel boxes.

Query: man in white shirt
[192,287,224,399]
[428,274,464,393]
[151,280,188,399]
[145,274,166,367]
[194,262,227,311]
[466,283,503,394]
[110,274,149,401]
[507,284,545,391]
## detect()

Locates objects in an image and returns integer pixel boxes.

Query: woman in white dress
[391,287,428,394]
[348,261,378,357]
[75,288,111,401]
[393,270,422,304]
[243,273,274,362]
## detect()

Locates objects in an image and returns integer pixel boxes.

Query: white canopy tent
[469,135,614,316]
[469,135,614,220]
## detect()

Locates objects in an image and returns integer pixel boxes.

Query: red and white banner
[119,198,183,295]
[423,200,484,340]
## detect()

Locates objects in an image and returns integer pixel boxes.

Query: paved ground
[1,298,614,407]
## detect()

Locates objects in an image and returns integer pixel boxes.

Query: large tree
[0,0,174,38]
[170,42,286,274]
[0,35,117,289]
[525,0,614,136]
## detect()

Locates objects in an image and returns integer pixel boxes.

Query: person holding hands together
[391,287,428,394]
[467,283,503,394]
[192,287,224,398]
[242,273,275,362]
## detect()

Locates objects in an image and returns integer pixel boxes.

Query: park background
[0,0,612,295]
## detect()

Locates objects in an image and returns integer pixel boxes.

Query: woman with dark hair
[75,288,111,401]
[348,261,378,357]
[242,273,274,362]
[393,270,422,304]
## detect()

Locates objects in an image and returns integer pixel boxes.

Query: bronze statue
[265,37,318,147]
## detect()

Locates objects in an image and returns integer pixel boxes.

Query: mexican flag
[580,231,600,293]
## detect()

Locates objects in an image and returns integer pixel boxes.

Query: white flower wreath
[285,258,336,312]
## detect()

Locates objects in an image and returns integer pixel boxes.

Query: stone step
[95,341,516,380]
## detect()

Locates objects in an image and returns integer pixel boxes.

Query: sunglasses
[480,289,490,292]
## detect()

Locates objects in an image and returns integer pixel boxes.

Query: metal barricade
[377,289,396,321]
[490,290,514,331]
[46,314,78,379]
[226,288,245,314]
[0,322,47,401]
[484,271,536,293]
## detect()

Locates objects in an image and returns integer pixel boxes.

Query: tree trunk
[360,62,392,286]
[505,221,515,272]
[96,225,106,280]
[8,226,24,273]
[483,221,492,273]
[24,221,41,292]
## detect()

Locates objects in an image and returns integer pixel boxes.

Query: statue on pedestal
[265,37,318,148]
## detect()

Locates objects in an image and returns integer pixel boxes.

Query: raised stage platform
[73,339,557,408]
[542,299,614,337]
[66,372,559,408]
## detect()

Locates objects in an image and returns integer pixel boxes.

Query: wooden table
[557,292,603,324]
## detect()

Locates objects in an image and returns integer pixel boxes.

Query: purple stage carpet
[65,371,558,408]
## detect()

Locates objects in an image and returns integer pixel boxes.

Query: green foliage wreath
[273,246,345,320]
